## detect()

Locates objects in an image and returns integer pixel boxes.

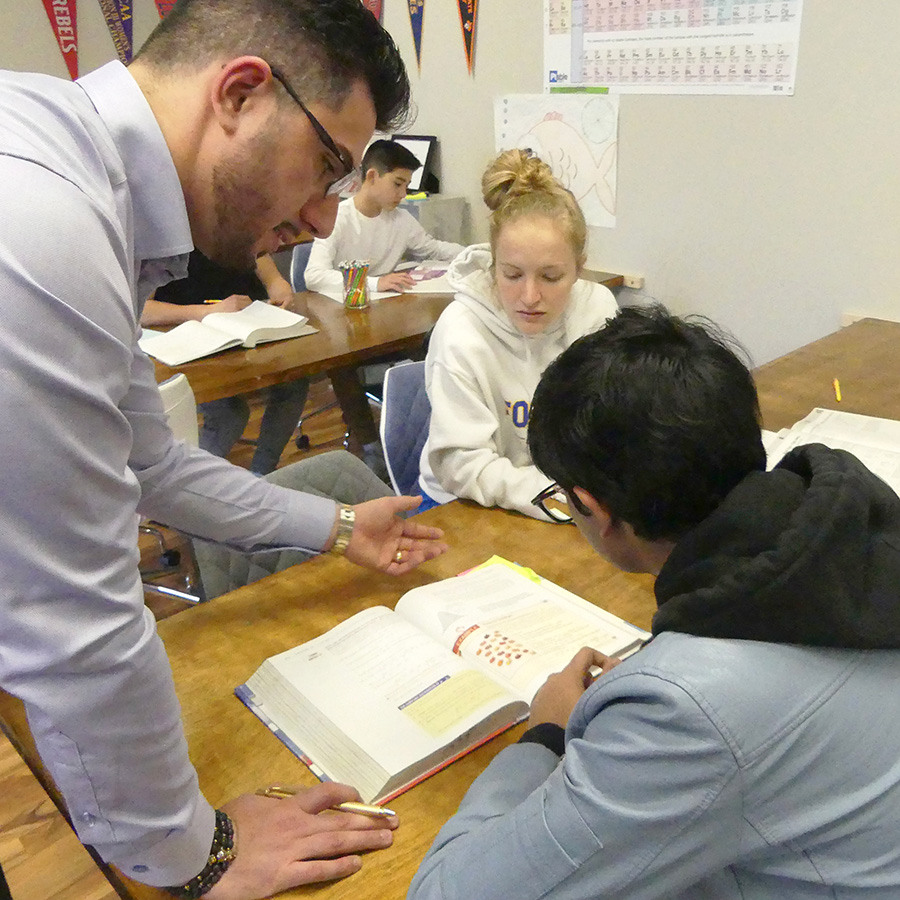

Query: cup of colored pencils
[339,260,371,310]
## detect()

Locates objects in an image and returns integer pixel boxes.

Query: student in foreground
[418,149,618,519]
[408,305,900,900]
[145,247,309,475]
[303,139,464,296]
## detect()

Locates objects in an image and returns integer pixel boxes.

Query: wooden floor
[0,377,374,900]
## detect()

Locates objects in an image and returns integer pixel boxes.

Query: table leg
[327,366,379,453]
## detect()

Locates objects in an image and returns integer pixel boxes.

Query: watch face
[581,96,616,144]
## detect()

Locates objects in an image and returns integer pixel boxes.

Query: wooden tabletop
[153,291,454,406]
[117,500,656,900]
[7,316,900,899]
[754,317,900,431]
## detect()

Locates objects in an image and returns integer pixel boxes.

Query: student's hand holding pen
[206,782,398,900]
[528,647,622,730]
[201,293,253,316]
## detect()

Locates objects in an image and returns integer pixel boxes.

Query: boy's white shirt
[304,197,465,296]
[419,244,619,519]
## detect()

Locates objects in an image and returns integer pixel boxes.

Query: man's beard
[206,128,281,271]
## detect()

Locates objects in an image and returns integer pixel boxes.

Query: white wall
[5,2,900,365]
[381,0,900,365]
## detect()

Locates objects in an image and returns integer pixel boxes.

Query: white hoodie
[418,244,618,520]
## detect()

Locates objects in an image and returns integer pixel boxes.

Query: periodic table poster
[545,0,804,95]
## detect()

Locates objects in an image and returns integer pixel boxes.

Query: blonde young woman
[418,149,618,519]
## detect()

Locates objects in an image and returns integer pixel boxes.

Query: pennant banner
[42,0,78,80]
[457,0,477,74]
[362,0,383,22]
[154,0,177,17]
[407,0,424,69]
[97,0,134,63]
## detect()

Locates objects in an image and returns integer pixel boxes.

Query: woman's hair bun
[481,148,557,211]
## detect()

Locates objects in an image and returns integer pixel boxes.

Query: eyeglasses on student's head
[268,64,361,197]
[531,483,574,523]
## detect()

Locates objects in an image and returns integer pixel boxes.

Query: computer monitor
[390,134,439,193]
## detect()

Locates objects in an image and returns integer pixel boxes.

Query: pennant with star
[457,0,477,74]
[42,0,78,80]
[407,0,425,69]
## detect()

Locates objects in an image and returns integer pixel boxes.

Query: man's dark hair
[361,139,421,177]
[134,0,411,132]
[528,305,766,541]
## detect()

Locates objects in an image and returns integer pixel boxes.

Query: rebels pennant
[42,0,78,80]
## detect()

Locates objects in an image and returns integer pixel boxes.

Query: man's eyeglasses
[531,483,574,523]
[269,65,361,197]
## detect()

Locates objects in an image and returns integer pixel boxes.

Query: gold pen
[256,786,396,818]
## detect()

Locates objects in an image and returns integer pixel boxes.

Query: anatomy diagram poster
[545,0,804,95]
[495,94,619,228]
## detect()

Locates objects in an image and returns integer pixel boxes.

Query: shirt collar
[77,61,193,262]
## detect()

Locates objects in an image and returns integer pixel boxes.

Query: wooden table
[154,291,454,448]
[754,318,900,431]
[152,272,627,450]
[117,500,656,900]
[7,316,897,898]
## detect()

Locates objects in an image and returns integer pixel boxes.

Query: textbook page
[767,408,900,495]
[138,318,241,366]
[396,564,648,702]
[201,300,311,346]
[241,606,524,803]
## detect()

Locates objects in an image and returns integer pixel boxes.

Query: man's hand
[528,647,622,729]
[343,496,447,574]
[266,284,296,309]
[377,272,416,293]
[206,782,398,900]
[202,294,253,316]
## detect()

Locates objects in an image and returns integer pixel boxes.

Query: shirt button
[80,812,96,826]
[132,864,149,874]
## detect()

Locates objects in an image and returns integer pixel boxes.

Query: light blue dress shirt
[0,61,336,886]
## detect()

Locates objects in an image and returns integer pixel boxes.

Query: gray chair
[142,374,204,603]
[290,241,339,450]
[379,361,431,497]
[192,450,393,599]
[290,241,313,292]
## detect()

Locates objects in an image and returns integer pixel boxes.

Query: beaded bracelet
[166,809,236,899]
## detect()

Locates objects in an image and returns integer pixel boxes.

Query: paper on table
[766,408,900,496]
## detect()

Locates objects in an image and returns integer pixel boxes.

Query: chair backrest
[379,361,431,496]
[158,373,200,446]
[290,242,314,292]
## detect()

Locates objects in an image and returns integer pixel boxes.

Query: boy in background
[304,139,464,296]
[144,248,309,475]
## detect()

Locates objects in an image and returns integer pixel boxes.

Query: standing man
[0,2,446,898]
[408,306,900,900]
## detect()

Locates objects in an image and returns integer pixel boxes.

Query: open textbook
[765,407,900,496]
[236,559,648,803]
[139,300,317,366]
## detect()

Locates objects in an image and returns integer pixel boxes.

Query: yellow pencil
[833,378,842,402]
